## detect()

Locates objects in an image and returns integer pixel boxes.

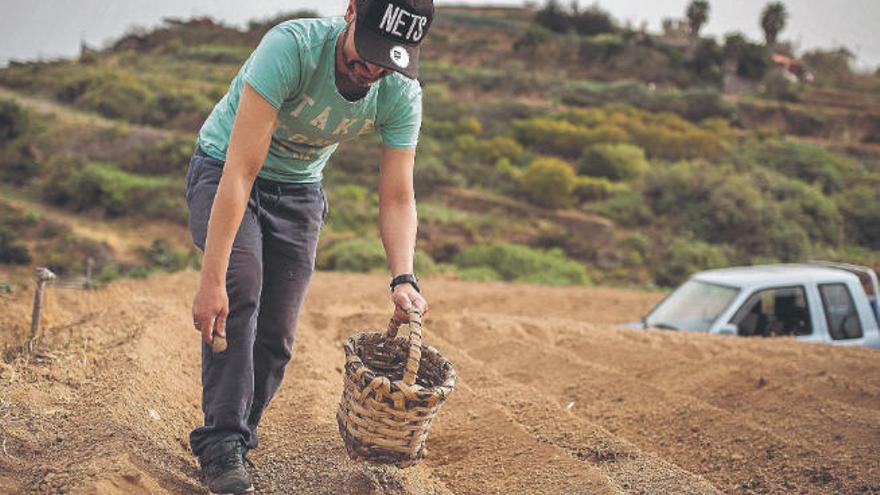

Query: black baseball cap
[354,0,434,79]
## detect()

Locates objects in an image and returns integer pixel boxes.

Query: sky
[1,0,878,71]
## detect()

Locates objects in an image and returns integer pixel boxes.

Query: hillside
[1,6,879,292]
[1,271,879,494]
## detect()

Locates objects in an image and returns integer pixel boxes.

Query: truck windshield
[646,280,740,332]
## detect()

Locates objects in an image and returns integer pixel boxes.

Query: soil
[1,271,878,494]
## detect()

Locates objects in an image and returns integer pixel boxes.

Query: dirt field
[1,271,878,494]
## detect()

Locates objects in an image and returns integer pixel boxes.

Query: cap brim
[354,20,420,79]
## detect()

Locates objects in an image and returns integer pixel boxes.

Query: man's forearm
[379,197,418,277]
[200,171,258,286]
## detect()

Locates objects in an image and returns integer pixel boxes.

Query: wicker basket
[336,309,456,467]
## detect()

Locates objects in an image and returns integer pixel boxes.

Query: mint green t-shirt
[196,17,422,183]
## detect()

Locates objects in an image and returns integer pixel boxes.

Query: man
[184,0,433,492]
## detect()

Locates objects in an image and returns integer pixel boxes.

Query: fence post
[86,256,94,283]
[29,267,57,345]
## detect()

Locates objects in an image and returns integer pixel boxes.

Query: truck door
[817,282,866,346]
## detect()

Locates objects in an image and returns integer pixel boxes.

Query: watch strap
[390,273,420,293]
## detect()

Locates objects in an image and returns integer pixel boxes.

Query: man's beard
[341,28,389,88]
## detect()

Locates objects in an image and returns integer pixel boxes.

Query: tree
[535,0,569,33]
[760,2,788,48]
[686,0,710,37]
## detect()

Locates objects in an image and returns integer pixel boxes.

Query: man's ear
[344,0,356,22]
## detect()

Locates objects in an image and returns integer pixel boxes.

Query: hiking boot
[200,443,254,495]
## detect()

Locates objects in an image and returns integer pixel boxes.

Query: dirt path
[1,271,878,494]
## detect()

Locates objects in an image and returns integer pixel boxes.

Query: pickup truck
[629,262,880,348]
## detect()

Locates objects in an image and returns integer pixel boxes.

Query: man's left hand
[391,283,428,323]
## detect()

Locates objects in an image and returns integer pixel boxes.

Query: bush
[520,157,577,209]
[0,139,41,185]
[321,237,437,275]
[454,135,524,164]
[579,33,626,64]
[534,0,570,33]
[177,45,251,64]
[40,159,185,222]
[641,160,840,260]
[0,98,30,143]
[324,184,377,232]
[652,238,728,287]
[570,5,616,36]
[413,155,467,197]
[75,72,154,121]
[578,143,648,180]
[836,184,880,249]
[149,89,213,127]
[0,227,31,264]
[592,190,654,227]
[453,243,590,285]
[324,238,387,272]
[752,141,855,194]
[573,176,630,202]
[723,33,772,80]
[682,88,729,121]
[129,134,195,176]
[145,239,190,271]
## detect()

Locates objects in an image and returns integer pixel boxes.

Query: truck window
[819,284,864,340]
[729,286,812,337]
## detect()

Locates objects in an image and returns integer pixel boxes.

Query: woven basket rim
[343,331,456,401]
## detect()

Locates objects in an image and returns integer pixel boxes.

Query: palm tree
[686,0,710,38]
[760,2,788,49]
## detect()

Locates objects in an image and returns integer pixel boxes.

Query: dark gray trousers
[185,147,326,462]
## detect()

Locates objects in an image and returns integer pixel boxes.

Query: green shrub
[414,250,438,276]
[836,184,880,249]
[0,139,41,185]
[592,190,654,227]
[641,160,840,260]
[413,155,467,197]
[145,239,189,271]
[570,5,616,36]
[325,184,377,233]
[453,243,590,286]
[0,98,30,143]
[521,157,577,209]
[723,33,772,80]
[652,238,728,287]
[324,238,387,272]
[579,143,648,180]
[321,237,437,275]
[149,89,213,127]
[579,33,626,64]
[682,88,729,121]
[129,134,195,176]
[454,135,524,164]
[534,0,570,33]
[75,72,154,121]
[751,141,855,194]
[0,227,31,264]
[456,266,502,282]
[40,159,185,222]
[177,45,251,64]
[573,176,630,202]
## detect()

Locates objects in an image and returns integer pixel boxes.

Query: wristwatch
[390,273,420,293]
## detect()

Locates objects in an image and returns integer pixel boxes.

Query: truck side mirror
[717,323,738,336]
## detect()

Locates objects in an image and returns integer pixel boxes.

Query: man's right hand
[192,282,229,345]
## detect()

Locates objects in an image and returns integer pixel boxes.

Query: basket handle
[386,308,423,387]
